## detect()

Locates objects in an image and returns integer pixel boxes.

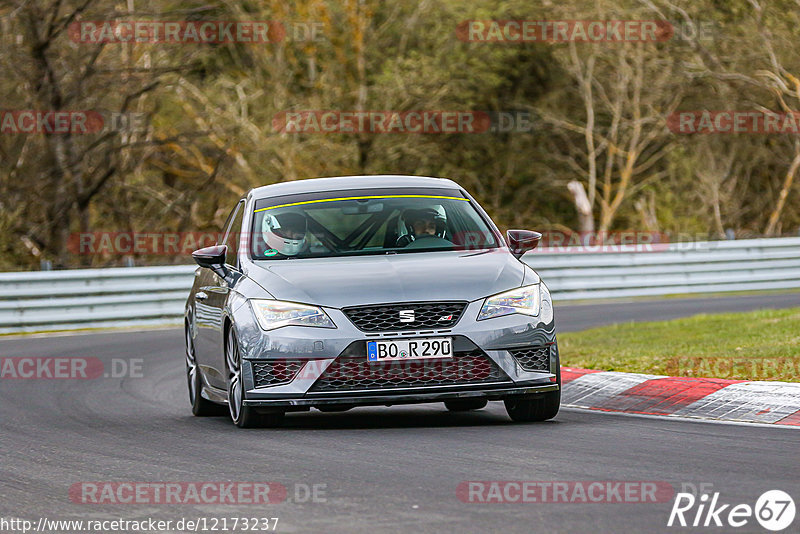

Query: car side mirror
[192,245,228,277]
[507,230,541,259]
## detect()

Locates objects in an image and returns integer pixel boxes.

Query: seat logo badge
[399,310,415,322]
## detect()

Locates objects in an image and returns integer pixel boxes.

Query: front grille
[251,360,305,388]
[342,301,467,332]
[510,345,551,372]
[308,349,508,393]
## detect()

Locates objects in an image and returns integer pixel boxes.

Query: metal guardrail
[531,236,800,301]
[0,265,197,334]
[1,237,799,333]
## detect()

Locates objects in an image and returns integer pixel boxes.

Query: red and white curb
[561,367,800,426]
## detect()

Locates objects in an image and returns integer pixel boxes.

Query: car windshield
[249,189,499,260]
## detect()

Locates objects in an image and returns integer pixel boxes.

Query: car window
[249,190,498,260]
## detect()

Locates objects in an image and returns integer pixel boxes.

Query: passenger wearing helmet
[396,206,447,247]
[261,211,308,257]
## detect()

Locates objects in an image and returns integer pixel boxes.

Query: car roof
[248,175,461,200]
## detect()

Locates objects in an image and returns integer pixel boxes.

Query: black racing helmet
[402,206,447,238]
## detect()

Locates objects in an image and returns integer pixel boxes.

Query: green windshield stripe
[254,194,469,212]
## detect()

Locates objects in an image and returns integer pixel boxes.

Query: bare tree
[542,40,682,233]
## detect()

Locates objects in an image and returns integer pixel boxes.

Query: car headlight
[477,284,541,321]
[249,299,336,331]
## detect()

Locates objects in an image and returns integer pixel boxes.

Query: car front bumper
[243,382,559,409]
[233,299,559,405]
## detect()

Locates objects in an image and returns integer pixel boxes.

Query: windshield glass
[249,190,498,260]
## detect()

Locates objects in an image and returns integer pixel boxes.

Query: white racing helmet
[261,212,307,256]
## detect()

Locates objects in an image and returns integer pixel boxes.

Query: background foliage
[1,0,799,269]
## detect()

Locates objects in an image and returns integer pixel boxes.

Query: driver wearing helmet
[396,206,447,247]
[261,211,308,257]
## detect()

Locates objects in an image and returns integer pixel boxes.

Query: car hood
[247,249,527,308]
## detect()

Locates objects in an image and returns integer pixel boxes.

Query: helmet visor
[271,212,307,240]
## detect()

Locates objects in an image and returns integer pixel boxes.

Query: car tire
[444,398,488,411]
[225,327,284,428]
[186,322,224,417]
[503,390,560,422]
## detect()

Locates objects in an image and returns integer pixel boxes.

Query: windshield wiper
[460,249,493,257]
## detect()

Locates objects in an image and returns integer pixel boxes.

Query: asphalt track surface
[1,294,799,534]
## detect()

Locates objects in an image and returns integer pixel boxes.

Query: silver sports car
[185,175,560,427]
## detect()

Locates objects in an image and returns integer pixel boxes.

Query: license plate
[367,337,453,362]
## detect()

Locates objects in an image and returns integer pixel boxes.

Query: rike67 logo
[668,489,795,531]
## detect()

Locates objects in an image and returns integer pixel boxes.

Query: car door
[194,199,245,390]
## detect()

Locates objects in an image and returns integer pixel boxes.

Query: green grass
[559,307,800,382]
